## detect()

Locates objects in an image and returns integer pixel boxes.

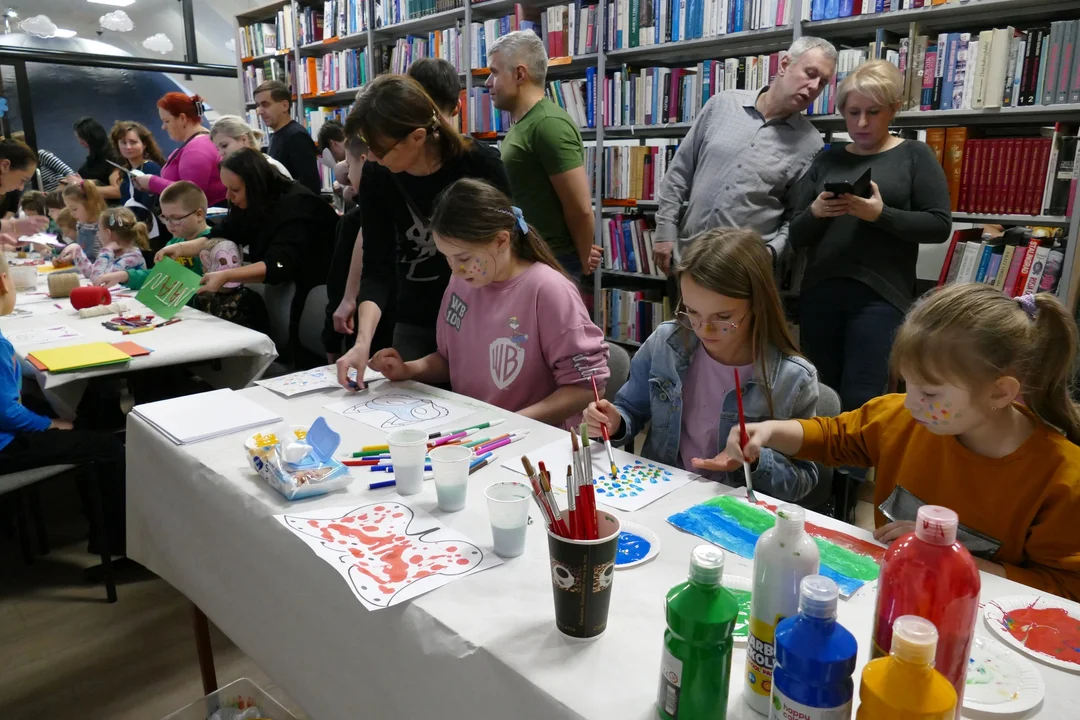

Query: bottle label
[746,615,781,701]
[769,688,852,720]
[658,647,683,717]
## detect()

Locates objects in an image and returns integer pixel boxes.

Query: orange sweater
[797,394,1080,601]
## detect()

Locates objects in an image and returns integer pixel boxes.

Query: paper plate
[984,594,1080,673]
[615,521,660,569]
[964,636,1045,714]
[722,574,752,647]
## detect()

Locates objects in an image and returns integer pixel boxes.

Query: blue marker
[368,470,434,490]
[370,464,433,473]
[469,451,493,469]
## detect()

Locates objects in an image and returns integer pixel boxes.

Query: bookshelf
[234,0,1080,343]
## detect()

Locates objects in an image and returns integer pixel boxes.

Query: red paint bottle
[871,505,980,719]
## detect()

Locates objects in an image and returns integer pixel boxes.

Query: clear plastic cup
[430,444,472,512]
[485,481,531,558]
[387,428,429,495]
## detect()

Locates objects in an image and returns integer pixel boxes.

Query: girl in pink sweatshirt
[368,178,609,428]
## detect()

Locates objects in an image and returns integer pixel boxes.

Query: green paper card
[135,257,201,319]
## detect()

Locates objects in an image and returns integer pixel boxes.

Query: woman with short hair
[209,115,293,179]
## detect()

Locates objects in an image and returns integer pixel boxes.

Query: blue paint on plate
[616,531,652,566]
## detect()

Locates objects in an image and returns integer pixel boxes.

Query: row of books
[244,110,269,142]
[242,56,296,104]
[547,76,593,129]
[391,29,466,73]
[299,48,370,96]
[807,35,904,115]
[468,87,511,133]
[606,0,792,50]
[804,0,975,21]
[599,288,673,345]
[590,140,680,201]
[375,0,462,27]
[298,1,368,45]
[603,56,777,128]
[238,9,295,58]
[939,227,1066,296]
[603,215,665,276]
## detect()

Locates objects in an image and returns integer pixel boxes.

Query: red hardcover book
[1011,138,1034,215]
[987,140,1004,214]
[1012,236,1042,296]
[937,229,967,285]
[1030,137,1053,215]
[999,139,1019,215]
[958,139,976,212]
[973,140,989,213]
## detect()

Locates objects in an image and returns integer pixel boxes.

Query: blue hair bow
[511,206,528,235]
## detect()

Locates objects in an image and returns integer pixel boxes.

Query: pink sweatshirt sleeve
[147,141,220,196]
[538,277,610,389]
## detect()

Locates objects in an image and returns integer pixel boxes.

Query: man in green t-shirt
[486,30,599,280]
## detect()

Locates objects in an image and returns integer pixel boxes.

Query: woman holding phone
[788,59,951,518]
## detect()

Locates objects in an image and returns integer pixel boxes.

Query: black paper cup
[546,510,621,640]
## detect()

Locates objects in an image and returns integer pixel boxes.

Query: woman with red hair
[132,92,227,206]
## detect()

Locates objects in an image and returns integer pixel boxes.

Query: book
[1044,21,1063,105]
[925,127,946,165]
[1036,33,1051,103]
[961,39,979,109]
[993,244,1017,290]
[921,44,938,110]
[955,240,985,283]
[983,247,1004,285]
[940,33,960,110]
[1058,20,1077,103]
[972,30,995,109]
[938,227,979,285]
[944,127,966,212]
[1001,29,1023,107]
[1047,134,1079,215]
[1011,236,1042,296]
[983,26,1013,108]
[1022,245,1052,294]
[952,33,971,110]
[932,32,948,109]
[1002,240,1028,292]
[973,242,995,283]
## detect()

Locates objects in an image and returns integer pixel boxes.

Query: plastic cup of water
[387,428,428,495]
[485,481,531,558]
[430,444,472,512]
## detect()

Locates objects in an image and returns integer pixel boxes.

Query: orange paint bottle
[857,616,957,720]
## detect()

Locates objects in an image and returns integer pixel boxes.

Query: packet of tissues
[246,417,351,500]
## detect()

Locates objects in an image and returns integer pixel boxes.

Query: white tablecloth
[126,383,1077,720]
[2,284,276,415]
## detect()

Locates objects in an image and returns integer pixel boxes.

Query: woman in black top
[334,73,511,386]
[72,117,121,192]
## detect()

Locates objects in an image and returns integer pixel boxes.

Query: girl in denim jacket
[585,228,821,503]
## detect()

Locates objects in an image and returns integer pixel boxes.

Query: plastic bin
[162,678,299,720]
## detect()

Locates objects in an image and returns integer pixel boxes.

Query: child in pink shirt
[369,178,609,428]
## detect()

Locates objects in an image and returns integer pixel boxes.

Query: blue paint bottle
[769,575,857,720]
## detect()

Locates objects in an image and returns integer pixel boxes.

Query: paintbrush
[521,456,556,531]
[565,464,578,540]
[579,425,599,540]
[733,367,757,504]
[538,461,570,538]
[570,431,583,540]
[590,376,620,480]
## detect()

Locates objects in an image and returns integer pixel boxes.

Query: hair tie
[510,206,528,235]
[109,213,117,227]
[1017,293,1037,320]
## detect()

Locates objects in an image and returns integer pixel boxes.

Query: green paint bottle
[658,545,739,719]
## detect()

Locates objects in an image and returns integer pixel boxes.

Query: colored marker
[468,456,495,475]
[469,451,493,468]
[463,436,491,448]
[360,443,390,453]
[428,418,505,439]
[368,471,434,490]
[369,464,433,473]
[350,448,390,458]
[429,427,478,448]
[476,430,531,454]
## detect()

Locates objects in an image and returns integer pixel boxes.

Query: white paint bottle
[744,504,820,715]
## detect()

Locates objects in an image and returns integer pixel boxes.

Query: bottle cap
[915,505,958,546]
[775,504,806,536]
[689,544,725,586]
[799,575,838,619]
[891,615,939,666]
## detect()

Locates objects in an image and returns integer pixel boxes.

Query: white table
[126,382,1078,719]
[2,281,276,416]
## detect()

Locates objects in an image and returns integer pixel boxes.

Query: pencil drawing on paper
[339,393,451,428]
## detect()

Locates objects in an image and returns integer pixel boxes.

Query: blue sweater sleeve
[0,341,51,434]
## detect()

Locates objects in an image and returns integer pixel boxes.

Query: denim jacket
[611,321,820,502]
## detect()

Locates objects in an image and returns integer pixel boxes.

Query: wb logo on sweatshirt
[445,293,468,331]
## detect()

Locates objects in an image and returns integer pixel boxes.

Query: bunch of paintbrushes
[521,424,601,540]
[521,457,570,537]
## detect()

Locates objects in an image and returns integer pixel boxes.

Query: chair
[798,383,840,514]
[247,281,296,352]
[604,342,631,402]
[298,285,329,360]
[0,464,117,602]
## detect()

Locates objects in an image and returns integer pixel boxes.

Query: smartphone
[824,181,853,197]
[824,168,872,198]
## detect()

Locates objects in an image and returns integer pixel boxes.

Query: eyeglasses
[675,303,747,334]
[161,209,199,224]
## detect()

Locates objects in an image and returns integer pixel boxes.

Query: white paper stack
[132,388,281,445]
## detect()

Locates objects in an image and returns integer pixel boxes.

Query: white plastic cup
[387,428,429,495]
[485,481,531,558]
[430,444,472,512]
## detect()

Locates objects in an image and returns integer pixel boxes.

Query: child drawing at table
[0,252,128,556]
[61,179,107,261]
[728,283,1080,600]
[55,208,77,245]
[58,207,147,283]
[361,178,609,428]
[584,228,820,503]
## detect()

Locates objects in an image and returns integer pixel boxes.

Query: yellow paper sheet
[29,342,132,372]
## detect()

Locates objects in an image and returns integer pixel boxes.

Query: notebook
[132,388,282,445]
[29,342,132,373]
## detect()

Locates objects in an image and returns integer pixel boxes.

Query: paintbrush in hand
[733,367,757,504]
[590,376,619,479]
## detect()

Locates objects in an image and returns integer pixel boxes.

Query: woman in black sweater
[333,73,511,386]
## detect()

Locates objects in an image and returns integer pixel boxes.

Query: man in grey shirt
[653,37,837,273]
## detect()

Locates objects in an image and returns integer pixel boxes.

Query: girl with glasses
[584,228,822,503]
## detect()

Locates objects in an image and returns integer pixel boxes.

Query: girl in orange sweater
[727,283,1080,600]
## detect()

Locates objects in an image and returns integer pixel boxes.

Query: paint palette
[615,521,660,569]
[722,574,752,647]
[964,636,1045,714]
[985,595,1080,673]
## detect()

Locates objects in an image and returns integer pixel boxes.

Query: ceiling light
[87,0,136,7]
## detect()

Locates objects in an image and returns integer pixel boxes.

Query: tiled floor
[1,468,875,720]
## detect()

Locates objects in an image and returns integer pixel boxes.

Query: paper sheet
[325,386,474,432]
[134,258,201,319]
[6,303,62,317]
[275,499,503,610]
[132,388,281,444]
[257,365,384,398]
[18,232,66,248]
[30,341,131,372]
[5,325,82,346]
[503,434,698,512]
